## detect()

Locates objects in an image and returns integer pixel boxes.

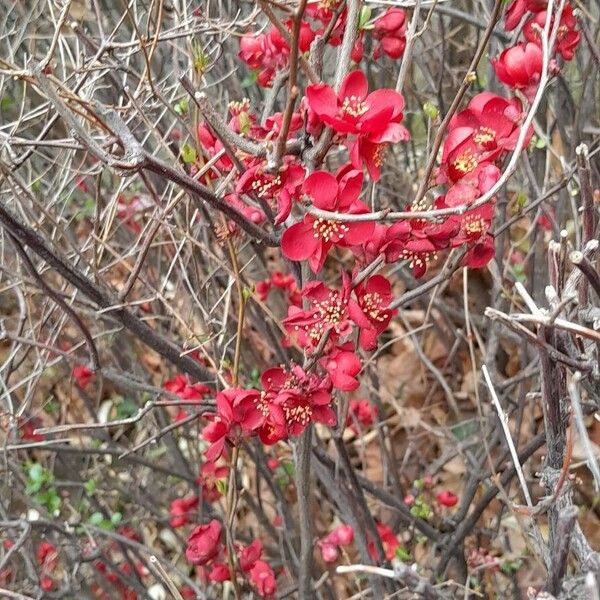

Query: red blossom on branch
[185,519,223,565]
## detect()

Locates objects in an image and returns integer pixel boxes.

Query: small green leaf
[181,143,197,164]
[238,112,252,136]
[111,512,123,526]
[174,98,189,115]
[358,6,372,29]
[515,191,528,211]
[395,547,411,561]
[115,397,137,419]
[89,512,104,526]
[242,286,253,301]
[423,101,439,120]
[0,95,14,110]
[84,479,97,496]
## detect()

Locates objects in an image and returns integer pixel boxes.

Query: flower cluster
[172,0,582,590]
[493,0,579,100]
[185,521,276,598]
[317,523,354,562]
[238,5,407,88]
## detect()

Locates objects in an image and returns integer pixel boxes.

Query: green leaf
[181,143,197,164]
[515,191,528,211]
[0,95,14,110]
[115,397,137,419]
[238,112,252,136]
[28,463,44,483]
[423,101,439,120]
[84,479,97,496]
[358,6,372,29]
[395,547,411,561]
[174,98,189,115]
[111,512,123,526]
[89,512,104,526]
[216,479,227,495]
[451,419,479,441]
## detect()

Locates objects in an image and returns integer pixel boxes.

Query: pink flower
[249,559,277,597]
[436,490,459,507]
[318,524,354,562]
[305,70,408,142]
[504,0,547,31]
[208,562,230,582]
[163,374,211,401]
[236,159,305,224]
[261,365,336,436]
[318,541,339,562]
[281,169,374,273]
[185,519,222,565]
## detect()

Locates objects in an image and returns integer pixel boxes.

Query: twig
[482,365,534,508]
[569,373,600,491]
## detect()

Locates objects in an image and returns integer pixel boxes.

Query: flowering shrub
[1,0,595,599]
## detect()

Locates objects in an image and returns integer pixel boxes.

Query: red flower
[305,70,408,142]
[445,93,528,168]
[163,374,211,401]
[209,562,231,582]
[236,159,305,224]
[349,137,394,181]
[318,541,339,562]
[197,123,233,176]
[318,523,355,562]
[73,365,94,388]
[262,365,336,436]
[249,560,277,598]
[346,398,378,433]
[40,575,55,592]
[255,279,271,301]
[185,519,222,565]
[492,42,543,101]
[349,275,396,351]
[373,8,407,59]
[523,3,580,61]
[281,169,374,272]
[504,0,547,31]
[202,388,265,460]
[463,235,496,269]
[283,276,353,349]
[196,461,229,503]
[116,193,153,233]
[368,522,399,561]
[18,417,44,442]
[320,344,362,391]
[169,495,199,528]
[436,490,459,507]
[37,542,58,570]
[239,539,263,572]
